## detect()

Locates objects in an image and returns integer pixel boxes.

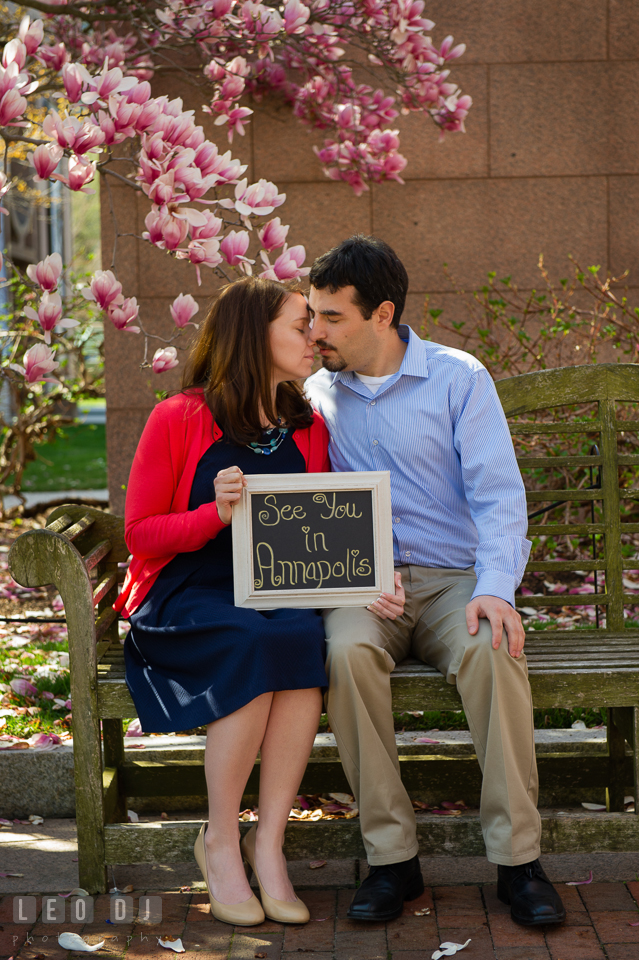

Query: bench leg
[102,719,127,823]
[74,712,109,894]
[633,708,639,816]
[607,708,628,812]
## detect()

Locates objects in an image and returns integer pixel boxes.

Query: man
[304,235,565,927]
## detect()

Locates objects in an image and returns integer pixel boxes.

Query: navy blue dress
[123,429,328,733]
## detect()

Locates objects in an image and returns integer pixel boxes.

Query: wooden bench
[8,362,639,893]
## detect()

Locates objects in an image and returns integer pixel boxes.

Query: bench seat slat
[526,490,601,502]
[517,594,610,607]
[518,455,602,468]
[510,422,601,435]
[527,523,606,535]
[525,560,606,572]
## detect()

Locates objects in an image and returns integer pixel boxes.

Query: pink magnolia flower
[59,156,96,193]
[147,170,179,206]
[81,62,138,106]
[258,217,289,252]
[38,43,69,72]
[220,229,253,267]
[0,88,27,126]
[435,93,472,136]
[212,104,253,140]
[2,39,26,71]
[10,678,37,697]
[61,62,89,102]
[242,2,284,37]
[18,17,44,56]
[29,142,63,182]
[226,178,285,218]
[260,243,309,280]
[42,111,80,148]
[82,269,123,310]
[219,74,245,101]
[176,238,223,284]
[204,150,247,185]
[204,60,226,82]
[284,0,311,34]
[170,293,199,328]
[226,56,250,76]
[142,208,165,245]
[108,296,140,332]
[10,342,60,384]
[72,122,105,156]
[152,346,179,373]
[439,36,466,61]
[161,215,189,250]
[23,292,79,343]
[26,252,62,292]
[190,210,222,241]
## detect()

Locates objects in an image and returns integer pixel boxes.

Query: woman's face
[269,292,315,384]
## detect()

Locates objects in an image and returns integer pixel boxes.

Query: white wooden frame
[233,471,394,609]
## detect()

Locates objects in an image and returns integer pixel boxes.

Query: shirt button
[406,552,411,558]
[373,440,379,445]
[394,517,401,523]
[370,400,376,406]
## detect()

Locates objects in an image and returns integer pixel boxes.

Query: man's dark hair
[309,235,408,329]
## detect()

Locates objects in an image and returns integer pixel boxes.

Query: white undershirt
[354,372,394,395]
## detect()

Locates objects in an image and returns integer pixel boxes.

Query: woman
[115,277,401,927]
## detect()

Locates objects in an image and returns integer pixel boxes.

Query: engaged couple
[117,235,566,929]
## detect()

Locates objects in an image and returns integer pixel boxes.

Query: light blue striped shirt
[305,324,531,607]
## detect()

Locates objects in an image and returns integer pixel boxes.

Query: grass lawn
[21,423,107,492]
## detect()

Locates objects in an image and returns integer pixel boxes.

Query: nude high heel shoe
[194,823,265,926]
[240,824,310,924]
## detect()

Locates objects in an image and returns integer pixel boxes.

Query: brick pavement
[1,880,639,960]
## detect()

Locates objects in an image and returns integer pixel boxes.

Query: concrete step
[0,728,617,819]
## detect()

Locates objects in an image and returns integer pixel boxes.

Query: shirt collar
[328,323,429,388]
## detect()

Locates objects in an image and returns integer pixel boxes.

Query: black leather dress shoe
[347,854,424,922]
[498,859,566,926]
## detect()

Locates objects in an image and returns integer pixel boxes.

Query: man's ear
[374,300,395,330]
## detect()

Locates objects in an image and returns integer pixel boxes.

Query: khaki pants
[323,565,542,867]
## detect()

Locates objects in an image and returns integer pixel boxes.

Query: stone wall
[104,0,639,513]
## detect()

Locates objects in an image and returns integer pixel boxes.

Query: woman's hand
[367,572,406,621]
[214,466,247,525]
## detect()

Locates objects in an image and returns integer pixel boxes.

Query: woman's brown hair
[181,275,314,445]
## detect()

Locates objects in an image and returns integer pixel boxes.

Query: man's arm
[452,368,531,658]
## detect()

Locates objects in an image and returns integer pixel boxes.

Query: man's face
[308,285,379,373]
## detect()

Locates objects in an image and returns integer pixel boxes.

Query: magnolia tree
[0,0,471,501]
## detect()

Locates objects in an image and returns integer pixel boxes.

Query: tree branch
[21,0,125,23]
[99,167,143,190]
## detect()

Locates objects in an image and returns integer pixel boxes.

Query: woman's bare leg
[204,692,273,904]
[254,687,323,900]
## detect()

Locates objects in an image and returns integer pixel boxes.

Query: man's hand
[214,466,247,525]
[367,572,405,621]
[466,595,525,659]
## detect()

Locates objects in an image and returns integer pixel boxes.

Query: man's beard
[316,340,347,372]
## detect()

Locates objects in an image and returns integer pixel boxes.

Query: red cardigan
[114,391,331,617]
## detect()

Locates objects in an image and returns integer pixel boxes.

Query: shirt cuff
[471,571,518,608]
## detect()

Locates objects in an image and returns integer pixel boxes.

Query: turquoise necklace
[248,419,288,456]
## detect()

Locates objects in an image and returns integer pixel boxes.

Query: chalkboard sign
[233,472,394,608]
